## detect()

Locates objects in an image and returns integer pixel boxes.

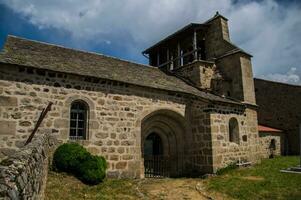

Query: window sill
[67,139,90,146]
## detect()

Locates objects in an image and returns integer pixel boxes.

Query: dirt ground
[137,178,229,200]
[46,172,230,200]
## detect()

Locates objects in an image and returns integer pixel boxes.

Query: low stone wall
[258,131,284,158]
[0,131,58,200]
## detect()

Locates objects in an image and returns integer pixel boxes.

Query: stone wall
[209,106,260,170]
[254,78,301,154]
[258,131,283,158]
[174,60,215,90]
[0,131,58,200]
[0,64,191,178]
[0,63,262,178]
[204,15,256,105]
[205,16,233,59]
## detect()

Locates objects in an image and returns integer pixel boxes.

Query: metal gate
[144,155,170,178]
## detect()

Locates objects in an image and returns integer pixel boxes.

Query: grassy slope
[45,172,141,200]
[205,156,301,200]
[45,156,301,200]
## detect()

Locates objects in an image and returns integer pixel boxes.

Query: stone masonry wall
[254,78,301,154]
[0,131,58,200]
[0,64,191,178]
[0,63,263,177]
[258,132,283,158]
[174,61,215,90]
[210,106,260,171]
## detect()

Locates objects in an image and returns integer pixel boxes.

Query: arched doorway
[143,133,165,177]
[144,133,163,156]
[141,109,186,178]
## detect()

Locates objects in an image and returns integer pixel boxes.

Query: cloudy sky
[0,0,300,85]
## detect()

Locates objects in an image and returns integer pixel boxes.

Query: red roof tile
[258,125,282,132]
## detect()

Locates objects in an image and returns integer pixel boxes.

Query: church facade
[0,13,280,178]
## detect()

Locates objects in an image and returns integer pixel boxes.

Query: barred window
[69,100,88,140]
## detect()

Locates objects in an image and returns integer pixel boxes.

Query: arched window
[69,100,88,140]
[229,118,239,144]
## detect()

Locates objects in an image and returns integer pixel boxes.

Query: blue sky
[0,0,301,84]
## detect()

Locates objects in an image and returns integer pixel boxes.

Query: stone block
[53,119,68,128]
[106,171,119,178]
[89,121,99,129]
[116,161,127,169]
[0,121,16,135]
[95,132,109,139]
[0,148,17,156]
[122,155,133,160]
[87,147,99,155]
[19,121,31,127]
[110,155,119,161]
[0,96,17,106]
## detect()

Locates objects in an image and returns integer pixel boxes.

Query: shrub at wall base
[53,143,107,185]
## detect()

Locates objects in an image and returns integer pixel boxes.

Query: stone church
[0,13,282,178]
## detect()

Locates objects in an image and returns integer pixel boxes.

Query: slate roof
[0,35,241,105]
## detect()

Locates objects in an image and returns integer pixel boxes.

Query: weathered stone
[53,119,68,128]
[119,133,127,140]
[110,155,119,161]
[0,121,16,135]
[0,96,17,106]
[121,141,134,146]
[113,96,122,101]
[0,133,58,199]
[95,132,108,139]
[122,155,133,160]
[87,147,99,155]
[94,141,103,146]
[89,121,99,129]
[117,147,125,154]
[19,121,31,127]
[97,99,105,105]
[106,171,119,178]
[0,148,17,156]
[15,140,25,148]
[115,162,127,169]
[11,112,22,119]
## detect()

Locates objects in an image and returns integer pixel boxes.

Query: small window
[69,100,88,140]
[229,118,239,144]
[269,139,276,150]
[227,91,231,97]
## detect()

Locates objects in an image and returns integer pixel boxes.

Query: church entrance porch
[144,132,170,177]
[141,109,187,178]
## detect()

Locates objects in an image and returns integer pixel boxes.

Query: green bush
[53,143,107,185]
[53,143,90,173]
[78,155,107,184]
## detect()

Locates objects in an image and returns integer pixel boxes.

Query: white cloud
[1,0,301,85]
[259,67,300,85]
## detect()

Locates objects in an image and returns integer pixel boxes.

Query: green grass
[205,156,301,200]
[46,156,301,200]
[45,171,140,200]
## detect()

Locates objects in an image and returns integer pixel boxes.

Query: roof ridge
[254,78,301,87]
[5,35,157,70]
